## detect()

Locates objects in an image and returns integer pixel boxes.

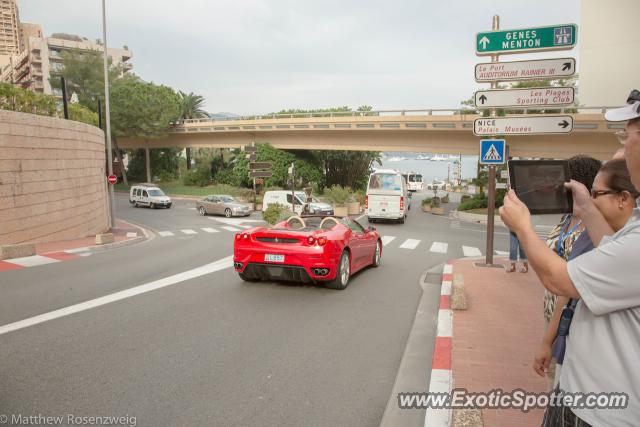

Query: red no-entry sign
[107,175,117,185]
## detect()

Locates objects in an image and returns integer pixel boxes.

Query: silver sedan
[196,195,252,218]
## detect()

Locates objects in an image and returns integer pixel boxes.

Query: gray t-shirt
[563,206,640,426]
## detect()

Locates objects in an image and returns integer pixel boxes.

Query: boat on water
[416,154,433,160]
[385,156,408,162]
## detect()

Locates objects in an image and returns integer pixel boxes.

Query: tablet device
[508,160,572,214]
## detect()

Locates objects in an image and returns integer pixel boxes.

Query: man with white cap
[500,90,640,426]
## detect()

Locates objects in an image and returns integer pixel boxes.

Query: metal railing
[175,106,616,126]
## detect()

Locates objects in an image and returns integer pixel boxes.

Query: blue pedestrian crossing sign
[479,139,506,165]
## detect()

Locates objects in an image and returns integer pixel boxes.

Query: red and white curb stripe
[425,262,453,426]
[0,249,92,272]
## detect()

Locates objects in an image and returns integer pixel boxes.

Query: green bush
[460,194,472,203]
[430,197,441,208]
[183,165,211,187]
[263,203,293,225]
[236,188,255,202]
[421,197,432,207]
[457,191,506,211]
[325,185,350,206]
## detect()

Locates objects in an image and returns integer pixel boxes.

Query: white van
[366,169,408,223]
[262,191,334,215]
[129,184,172,209]
[402,172,423,192]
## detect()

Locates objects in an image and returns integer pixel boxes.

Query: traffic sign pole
[483,15,501,268]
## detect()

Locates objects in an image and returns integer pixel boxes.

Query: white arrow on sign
[479,36,490,49]
[475,58,576,82]
[473,115,573,136]
[475,87,574,108]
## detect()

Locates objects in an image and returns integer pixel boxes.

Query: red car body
[233,216,382,289]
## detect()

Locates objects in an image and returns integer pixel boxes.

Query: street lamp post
[102,0,116,229]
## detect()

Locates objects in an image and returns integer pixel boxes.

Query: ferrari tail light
[235,234,241,240]
[242,233,249,240]
[400,196,404,211]
[365,195,368,209]
[307,236,316,245]
[317,236,327,246]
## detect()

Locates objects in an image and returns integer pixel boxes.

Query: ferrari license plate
[265,254,285,263]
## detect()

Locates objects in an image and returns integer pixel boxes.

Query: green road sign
[476,24,577,55]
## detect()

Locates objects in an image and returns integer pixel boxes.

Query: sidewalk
[0,220,148,271]
[451,258,548,426]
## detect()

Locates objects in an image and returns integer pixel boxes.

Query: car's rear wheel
[239,272,259,282]
[372,240,381,267]
[325,251,350,290]
[399,216,405,224]
[198,206,206,216]
[150,203,155,209]
[225,208,232,218]
[133,201,138,208]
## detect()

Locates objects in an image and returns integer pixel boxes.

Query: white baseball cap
[605,89,640,122]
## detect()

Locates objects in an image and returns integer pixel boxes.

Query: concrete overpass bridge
[118,108,624,160]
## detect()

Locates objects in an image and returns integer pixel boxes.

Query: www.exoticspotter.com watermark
[398,388,629,412]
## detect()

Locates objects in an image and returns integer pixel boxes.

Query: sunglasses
[590,189,620,199]
[614,129,640,144]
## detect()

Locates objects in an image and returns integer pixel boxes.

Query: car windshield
[220,196,235,203]
[147,189,165,197]
[369,173,402,190]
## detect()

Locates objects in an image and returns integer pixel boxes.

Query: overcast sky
[20,0,580,115]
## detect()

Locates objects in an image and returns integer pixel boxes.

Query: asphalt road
[0,191,509,427]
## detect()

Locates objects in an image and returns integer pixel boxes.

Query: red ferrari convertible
[233,215,382,290]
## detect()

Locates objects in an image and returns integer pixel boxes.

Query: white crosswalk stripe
[201,228,219,233]
[7,255,60,267]
[399,239,421,250]
[221,226,242,232]
[495,250,509,256]
[126,232,137,238]
[238,225,252,229]
[429,242,448,253]
[462,246,482,257]
[381,236,396,246]
[158,231,174,237]
[181,229,197,235]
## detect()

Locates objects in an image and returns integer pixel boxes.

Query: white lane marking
[495,250,509,256]
[429,242,448,253]
[443,264,453,274]
[0,256,234,336]
[181,229,197,235]
[126,232,137,238]
[65,247,90,254]
[158,231,175,237]
[210,217,265,225]
[6,255,60,267]
[238,225,252,229]
[78,253,93,257]
[399,239,421,250]
[221,226,241,232]
[462,246,482,257]
[437,309,453,337]
[381,236,396,246]
[201,228,219,233]
[441,281,452,296]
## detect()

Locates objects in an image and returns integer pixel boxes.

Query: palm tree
[178,91,209,169]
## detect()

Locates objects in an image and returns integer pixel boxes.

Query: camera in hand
[508,160,573,215]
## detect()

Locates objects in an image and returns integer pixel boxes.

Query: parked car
[262,191,333,215]
[196,195,251,217]
[365,169,409,223]
[233,215,381,290]
[426,180,447,191]
[129,184,172,209]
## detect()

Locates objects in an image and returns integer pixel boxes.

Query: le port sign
[475,58,575,82]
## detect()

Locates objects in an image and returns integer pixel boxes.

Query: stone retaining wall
[0,110,109,245]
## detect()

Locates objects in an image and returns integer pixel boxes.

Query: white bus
[402,172,423,192]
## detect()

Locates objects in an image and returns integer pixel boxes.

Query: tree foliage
[0,82,97,126]
[49,49,125,113]
[318,150,381,190]
[178,91,208,119]
[110,76,181,139]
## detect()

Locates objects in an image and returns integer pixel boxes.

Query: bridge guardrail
[172,106,616,126]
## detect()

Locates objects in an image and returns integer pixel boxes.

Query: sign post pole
[485,15,500,267]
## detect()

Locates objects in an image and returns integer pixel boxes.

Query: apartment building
[0,0,20,62]
[1,35,132,96]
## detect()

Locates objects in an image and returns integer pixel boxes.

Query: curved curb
[86,219,154,253]
[379,263,447,427]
